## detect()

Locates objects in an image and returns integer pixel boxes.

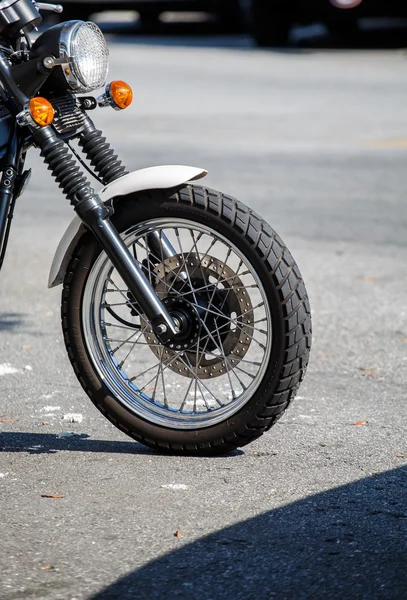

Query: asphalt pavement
[0,25,406,600]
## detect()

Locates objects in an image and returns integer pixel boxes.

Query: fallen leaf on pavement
[40,494,64,499]
[352,420,368,426]
[43,564,53,570]
[174,530,182,538]
[0,419,16,423]
[22,345,31,350]
[358,367,375,371]
[42,421,49,425]
[395,453,407,459]
[361,275,379,282]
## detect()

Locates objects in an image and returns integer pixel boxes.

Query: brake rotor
[142,253,253,379]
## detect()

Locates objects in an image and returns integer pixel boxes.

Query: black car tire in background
[60,3,94,21]
[244,0,295,47]
[137,7,161,26]
[218,0,245,32]
[324,6,359,40]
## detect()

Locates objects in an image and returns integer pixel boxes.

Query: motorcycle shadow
[0,431,243,457]
[0,312,25,332]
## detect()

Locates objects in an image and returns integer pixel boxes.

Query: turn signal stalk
[97,80,133,110]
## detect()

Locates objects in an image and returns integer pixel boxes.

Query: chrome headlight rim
[59,20,109,94]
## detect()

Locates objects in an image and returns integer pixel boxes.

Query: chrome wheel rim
[82,218,272,429]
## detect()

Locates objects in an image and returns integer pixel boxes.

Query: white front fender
[48,165,207,288]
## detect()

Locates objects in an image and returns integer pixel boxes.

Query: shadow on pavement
[0,431,243,457]
[0,432,154,455]
[90,467,407,599]
[0,313,25,332]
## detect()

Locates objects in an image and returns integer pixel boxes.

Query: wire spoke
[227,364,247,391]
[106,277,150,327]
[194,329,213,372]
[175,236,217,295]
[182,353,222,408]
[104,301,131,308]
[106,337,161,348]
[158,347,169,407]
[234,364,256,381]
[110,329,141,355]
[213,316,268,337]
[213,320,236,399]
[142,234,154,285]
[179,377,194,412]
[177,269,252,299]
[206,316,267,351]
[173,228,200,304]
[189,230,208,285]
[134,347,188,387]
[150,348,162,401]
[189,299,264,324]
[202,349,262,367]
[116,331,145,369]
[136,236,184,293]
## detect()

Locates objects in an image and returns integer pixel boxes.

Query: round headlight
[60,21,109,93]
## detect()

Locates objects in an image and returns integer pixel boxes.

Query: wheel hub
[163,296,201,351]
[142,253,254,379]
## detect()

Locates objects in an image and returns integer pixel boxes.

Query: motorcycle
[0,0,311,454]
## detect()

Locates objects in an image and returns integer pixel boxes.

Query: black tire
[326,17,359,41]
[137,9,161,27]
[249,0,292,47]
[217,0,244,33]
[62,186,311,455]
[58,4,93,21]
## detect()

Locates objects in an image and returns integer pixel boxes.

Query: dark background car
[241,0,407,46]
[61,0,242,29]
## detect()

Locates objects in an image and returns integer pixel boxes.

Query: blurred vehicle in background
[240,0,407,47]
[61,0,242,29]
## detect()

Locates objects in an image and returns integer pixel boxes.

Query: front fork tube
[89,208,179,340]
[0,129,27,271]
[33,126,178,342]
[0,166,17,271]
[146,230,177,262]
[146,231,188,284]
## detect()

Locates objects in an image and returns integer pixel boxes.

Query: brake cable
[67,140,105,186]
[104,303,141,330]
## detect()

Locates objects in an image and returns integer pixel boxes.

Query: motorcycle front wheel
[62,186,311,454]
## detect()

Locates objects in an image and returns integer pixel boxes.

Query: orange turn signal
[109,80,133,110]
[29,97,54,127]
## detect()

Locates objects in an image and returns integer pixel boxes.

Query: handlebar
[34,2,63,13]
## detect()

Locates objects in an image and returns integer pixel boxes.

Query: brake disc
[142,253,253,379]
